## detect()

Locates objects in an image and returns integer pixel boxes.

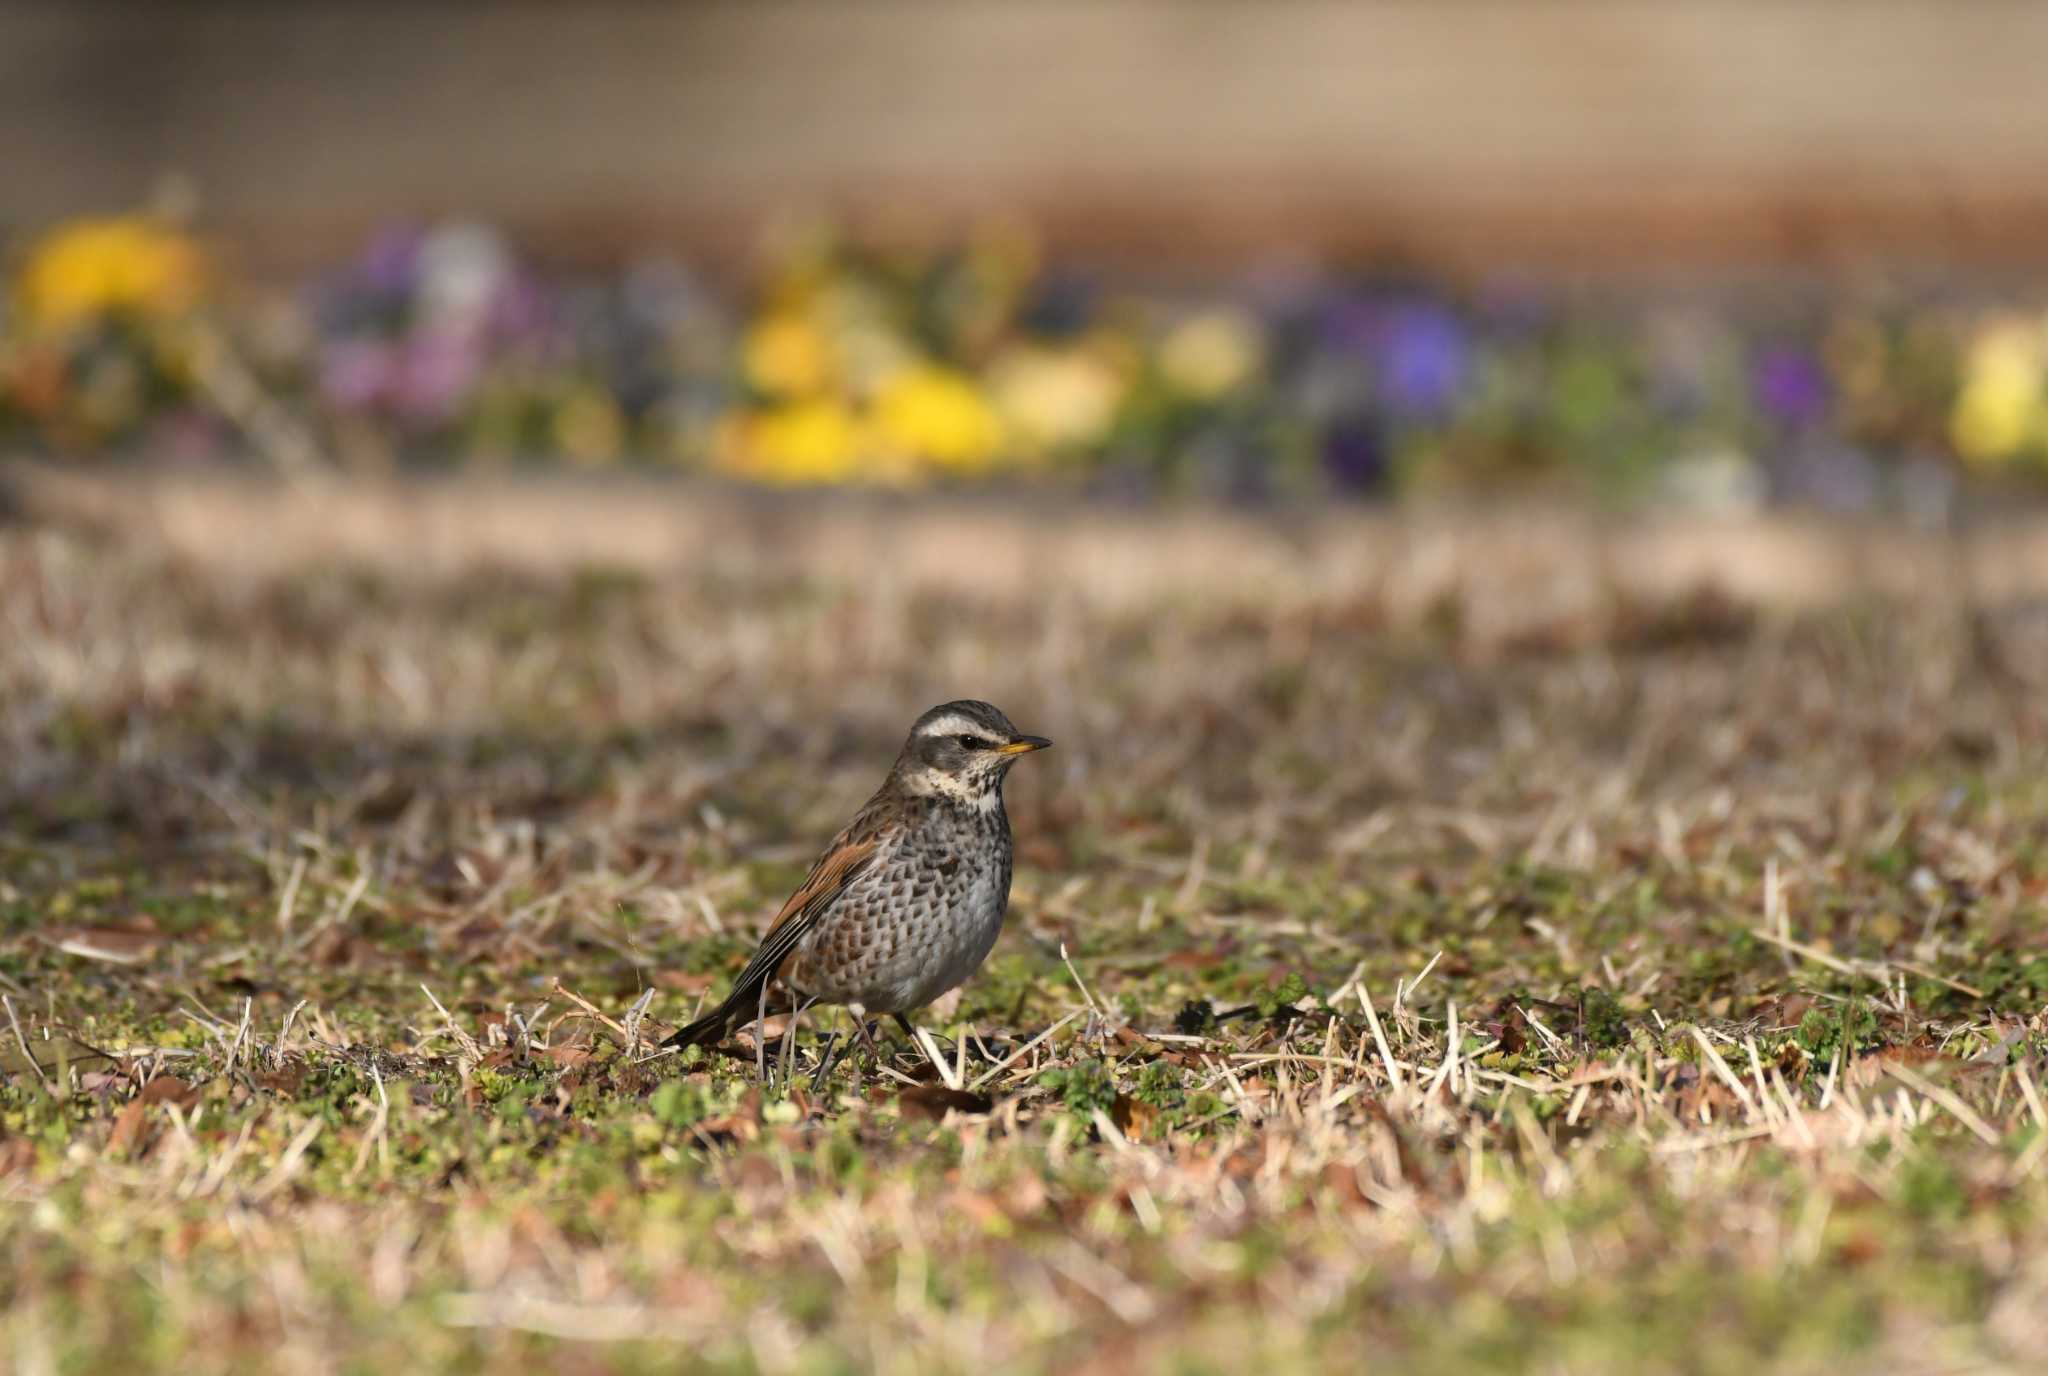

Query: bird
[662,700,1051,1071]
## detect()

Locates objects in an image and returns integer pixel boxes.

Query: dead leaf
[256,1063,307,1095]
[694,1112,761,1145]
[899,1085,994,1121]
[42,924,160,965]
[1487,1000,1530,1055]
[108,1100,151,1157]
[1111,1094,1155,1142]
[138,1076,200,1109]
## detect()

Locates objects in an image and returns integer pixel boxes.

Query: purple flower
[394,330,482,424]
[1752,346,1829,428]
[1378,304,1469,417]
[319,338,397,411]
[358,225,423,298]
[1323,413,1389,494]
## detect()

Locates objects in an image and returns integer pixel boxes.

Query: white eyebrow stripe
[916,714,991,739]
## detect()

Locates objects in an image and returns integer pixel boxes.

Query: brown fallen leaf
[256,1063,307,1095]
[108,1100,152,1157]
[1111,1094,1156,1142]
[693,1112,761,1145]
[898,1085,994,1121]
[43,924,160,965]
[138,1075,200,1109]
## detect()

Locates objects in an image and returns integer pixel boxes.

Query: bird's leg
[896,1013,1005,1064]
[851,1010,886,1066]
[809,1030,845,1095]
[834,1005,884,1094]
[754,979,771,1083]
[779,996,815,1090]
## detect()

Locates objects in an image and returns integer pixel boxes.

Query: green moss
[1037,1059,1118,1119]
[1796,997,1879,1058]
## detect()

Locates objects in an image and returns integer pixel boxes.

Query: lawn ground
[5,471,2048,1374]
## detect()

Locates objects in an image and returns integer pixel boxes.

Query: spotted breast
[782,791,1013,1013]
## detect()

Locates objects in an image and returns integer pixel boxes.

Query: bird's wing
[754,832,881,971]
[662,805,886,1049]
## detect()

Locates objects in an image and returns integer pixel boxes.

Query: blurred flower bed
[8,211,2048,511]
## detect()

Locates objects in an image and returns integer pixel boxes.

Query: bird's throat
[900,765,1004,812]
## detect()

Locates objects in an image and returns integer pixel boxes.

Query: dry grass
[4,470,2048,1374]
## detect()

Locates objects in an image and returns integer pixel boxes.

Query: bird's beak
[998,734,1052,755]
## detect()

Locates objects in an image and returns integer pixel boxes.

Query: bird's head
[895,699,1051,804]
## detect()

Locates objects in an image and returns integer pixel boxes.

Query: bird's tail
[660,1005,732,1050]
[660,972,781,1051]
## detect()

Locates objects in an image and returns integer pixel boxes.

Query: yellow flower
[872,364,1005,473]
[989,345,1125,453]
[836,320,917,397]
[16,216,204,331]
[1158,309,1264,400]
[741,311,834,398]
[1951,318,2048,464]
[719,399,865,484]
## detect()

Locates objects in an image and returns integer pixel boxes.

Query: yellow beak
[998,735,1053,755]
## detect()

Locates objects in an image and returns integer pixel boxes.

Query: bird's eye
[956,734,991,750]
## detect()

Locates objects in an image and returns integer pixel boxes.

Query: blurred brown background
[8,0,2048,271]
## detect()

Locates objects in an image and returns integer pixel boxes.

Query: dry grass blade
[1689,1025,1761,1121]
[967,1011,1084,1093]
[1882,1062,2005,1148]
